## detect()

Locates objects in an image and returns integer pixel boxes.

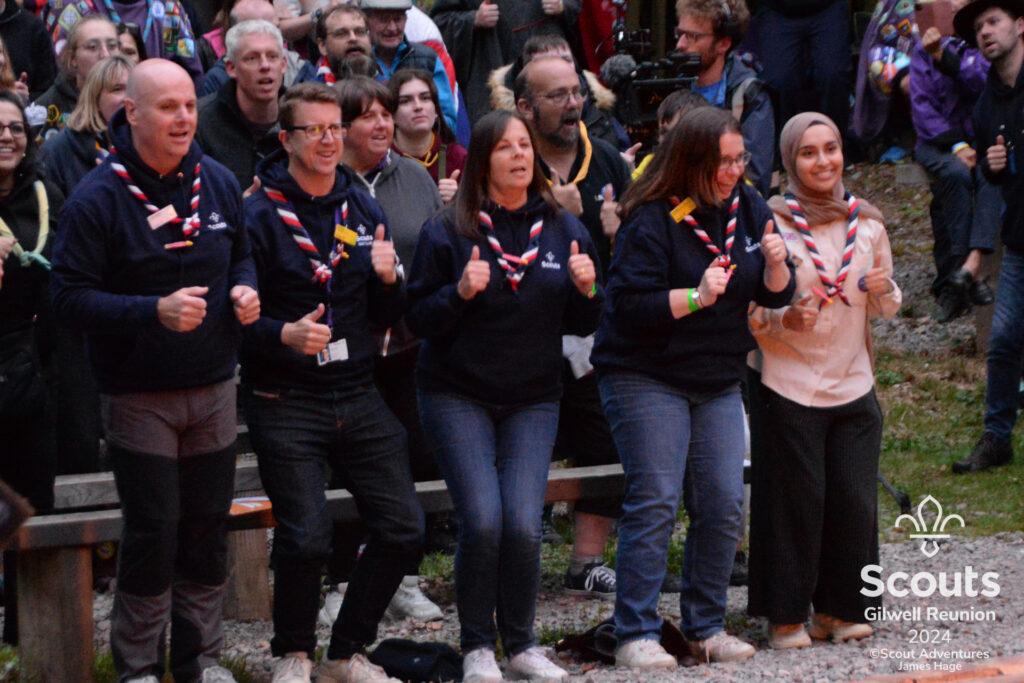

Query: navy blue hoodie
[592,182,795,394]
[51,109,256,394]
[241,148,405,393]
[407,196,604,406]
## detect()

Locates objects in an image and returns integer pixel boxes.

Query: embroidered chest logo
[541,251,561,269]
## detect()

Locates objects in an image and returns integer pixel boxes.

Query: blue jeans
[417,392,559,656]
[915,142,1001,295]
[599,372,745,643]
[985,248,1024,443]
[243,385,424,660]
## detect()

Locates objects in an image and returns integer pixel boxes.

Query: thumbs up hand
[600,184,621,238]
[568,240,597,297]
[863,246,892,296]
[282,303,332,355]
[14,73,28,101]
[550,173,583,217]
[458,245,491,300]
[439,168,460,204]
[371,224,398,284]
[988,134,1008,173]
[759,219,787,266]
[781,293,819,331]
[474,0,500,28]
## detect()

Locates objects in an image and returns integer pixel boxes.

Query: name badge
[148,204,178,230]
[335,224,359,246]
[316,338,349,366]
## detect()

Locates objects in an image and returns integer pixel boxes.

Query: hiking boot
[201,666,238,682]
[384,575,443,622]
[319,582,347,628]
[564,562,616,600]
[318,653,400,683]
[729,550,748,587]
[660,573,682,593]
[506,647,568,682]
[952,433,1013,474]
[614,638,677,669]
[271,653,312,683]
[808,613,873,642]
[969,277,995,306]
[462,647,502,683]
[769,624,811,650]
[687,631,755,663]
[936,282,970,323]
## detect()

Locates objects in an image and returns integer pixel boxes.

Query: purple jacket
[910,37,989,149]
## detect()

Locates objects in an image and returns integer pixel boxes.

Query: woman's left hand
[863,249,892,296]
[438,169,460,204]
[760,220,787,266]
[568,240,596,296]
[371,224,398,284]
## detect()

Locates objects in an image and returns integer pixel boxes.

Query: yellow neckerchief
[0,181,50,270]
[546,121,593,186]
[399,132,438,170]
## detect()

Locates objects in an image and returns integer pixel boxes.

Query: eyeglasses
[0,122,26,137]
[674,29,714,42]
[539,87,586,107]
[327,26,369,39]
[368,11,405,26]
[287,123,345,140]
[79,38,121,53]
[719,151,751,169]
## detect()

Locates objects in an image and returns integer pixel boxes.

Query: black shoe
[729,550,748,586]
[541,504,563,545]
[660,573,682,593]
[969,277,995,306]
[564,562,617,600]
[952,433,1013,473]
[936,283,970,323]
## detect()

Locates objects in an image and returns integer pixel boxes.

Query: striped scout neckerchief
[263,186,348,284]
[109,147,201,238]
[678,189,739,268]
[479,209,542,292]
[785,191,859,307]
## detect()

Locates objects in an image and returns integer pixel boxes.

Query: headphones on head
[717,0,740,41]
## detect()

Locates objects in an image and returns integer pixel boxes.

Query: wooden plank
[18,547,94,683]
[223,529,271,622]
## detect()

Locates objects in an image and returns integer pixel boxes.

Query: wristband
[587,283,597,299]
[688,288,702,312]
[952,142,970,155]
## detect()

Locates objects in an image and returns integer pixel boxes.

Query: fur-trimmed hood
[488,63,616,112]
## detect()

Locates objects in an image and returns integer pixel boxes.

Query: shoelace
[584,565,616,591]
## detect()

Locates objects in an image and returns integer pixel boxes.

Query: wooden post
[222,529,270,621]
[975,244,1002,356]
[18,547,94,682]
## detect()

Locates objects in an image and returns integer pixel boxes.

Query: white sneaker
[125,677,160,683]
[614,638,677,669]
[506,646,568,682]
[319,582,348,627]
[462,647,502,683]
[201,665,238,682]
[384,575,443,622]
[271,653,312,683]
[318,653,401,683]
[687,630,755,663]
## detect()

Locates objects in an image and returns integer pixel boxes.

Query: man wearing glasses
[314,4,377,82]
[241,81,421,683]
[674,0,774,197]
[361,0,458,135]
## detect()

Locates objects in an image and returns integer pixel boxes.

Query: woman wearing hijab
[747,112,901,649]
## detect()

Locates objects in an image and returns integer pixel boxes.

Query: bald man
[52,59,259,683]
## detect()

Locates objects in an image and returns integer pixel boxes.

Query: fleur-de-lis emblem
[546,251,555,262]
[895,495,965,558]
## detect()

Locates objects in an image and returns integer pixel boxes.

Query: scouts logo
[541,251,561,269]
[895,495,964,558]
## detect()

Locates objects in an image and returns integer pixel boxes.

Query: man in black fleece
[0,0,56,100]
[241,81,419,683]
[51,59,259,683]
[951,0,1024,472]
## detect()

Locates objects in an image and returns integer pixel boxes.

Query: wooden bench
[13,463,626,682]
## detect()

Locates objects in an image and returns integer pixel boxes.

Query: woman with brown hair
[407,109,603,683]
[591,106,794,669]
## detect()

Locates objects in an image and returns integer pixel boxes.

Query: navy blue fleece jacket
[406,196,604,406]
[51,109,256,394]
[241,148,405,393]
[592,182,795,394]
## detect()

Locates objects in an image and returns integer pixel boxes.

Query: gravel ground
[83,532,1023,682]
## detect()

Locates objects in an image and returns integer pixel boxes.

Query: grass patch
[875,349,1024,539]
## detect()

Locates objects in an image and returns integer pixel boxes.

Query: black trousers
[747,386,882,624]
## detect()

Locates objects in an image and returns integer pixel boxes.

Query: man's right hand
[157,286,208,332]
[551,174,584,217]
[988,134,1008,172]
[281,303,332,355]
[922,27,944,61]
[474,0,499,28]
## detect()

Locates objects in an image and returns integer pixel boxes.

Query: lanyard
[94,138,109,166]
[480,209,542,292]
[785,192,859,307]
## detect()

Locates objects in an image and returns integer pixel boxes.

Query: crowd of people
[0,0,1021,681]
